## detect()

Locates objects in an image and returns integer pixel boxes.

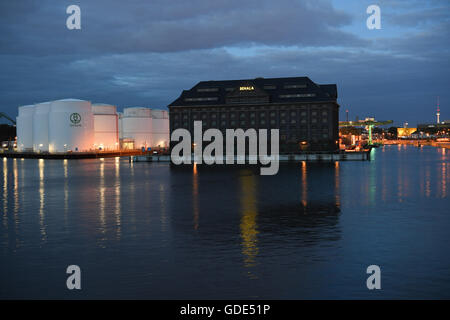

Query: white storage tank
[151,109,169,148]
[92,104,119,150]
[117,112,123,139]
[48,99,94,152]
[33,102,51,152]
[122,107,153,149]
[16,105,34,151]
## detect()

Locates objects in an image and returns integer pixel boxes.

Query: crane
[339,119,393,145]
[0,112,16,125]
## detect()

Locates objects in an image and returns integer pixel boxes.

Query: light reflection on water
[239,172,259,274]
[0,145,449,299]
[38,159,46,242]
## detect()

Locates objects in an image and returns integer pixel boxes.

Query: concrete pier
[132,151,370,163]
[1,150,150,159]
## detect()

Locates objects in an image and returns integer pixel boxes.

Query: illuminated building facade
[397,127,417,138]
[168,77,340,153]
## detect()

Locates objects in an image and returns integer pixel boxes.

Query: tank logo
[70,113,81,125]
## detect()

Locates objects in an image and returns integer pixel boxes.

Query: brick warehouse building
[168,77,340,154]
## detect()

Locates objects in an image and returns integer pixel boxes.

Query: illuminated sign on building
[239,86,254,91]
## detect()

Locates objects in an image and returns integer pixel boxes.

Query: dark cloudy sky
[0,0,448,126]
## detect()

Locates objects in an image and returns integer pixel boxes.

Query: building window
[184,97,218,102]
[283,84,307,89]
[197,88,218,92]
[263,85,277,90]
[226,96,269,104]
[279,93,316,98]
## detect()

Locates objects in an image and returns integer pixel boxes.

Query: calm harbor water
[1,145,449,299]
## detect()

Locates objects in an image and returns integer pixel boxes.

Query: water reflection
[62,160,69,229]
[255,164,341,243]
[425,165,431,198]
[369,158,376,207]
[13,159,19,214]
[13,159,19,248]
[193,163,199,230]
[334,161,340,207]
[115,157,121,239]
[98,159,106,246]
[239,172,259,274]
[301,161,307,208]
[169,164,342,272]
[38,159,46,241]
[2,158,8,228]
[441,162,447,198]
[128,159,136,234]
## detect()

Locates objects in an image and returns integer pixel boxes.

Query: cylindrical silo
[16,105,34,151]
[92,104,119,150]
[151,109,170,148]
[117,112,123,139]
[48,99,94,152]
[33,102,51,152]
[122,107,153,149]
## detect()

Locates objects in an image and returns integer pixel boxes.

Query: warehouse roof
[169,76,338,107]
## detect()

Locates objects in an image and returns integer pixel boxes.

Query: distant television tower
[436,96,440,124]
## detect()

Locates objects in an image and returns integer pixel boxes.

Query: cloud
[0,0,362,54]
[386,7,449,27]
